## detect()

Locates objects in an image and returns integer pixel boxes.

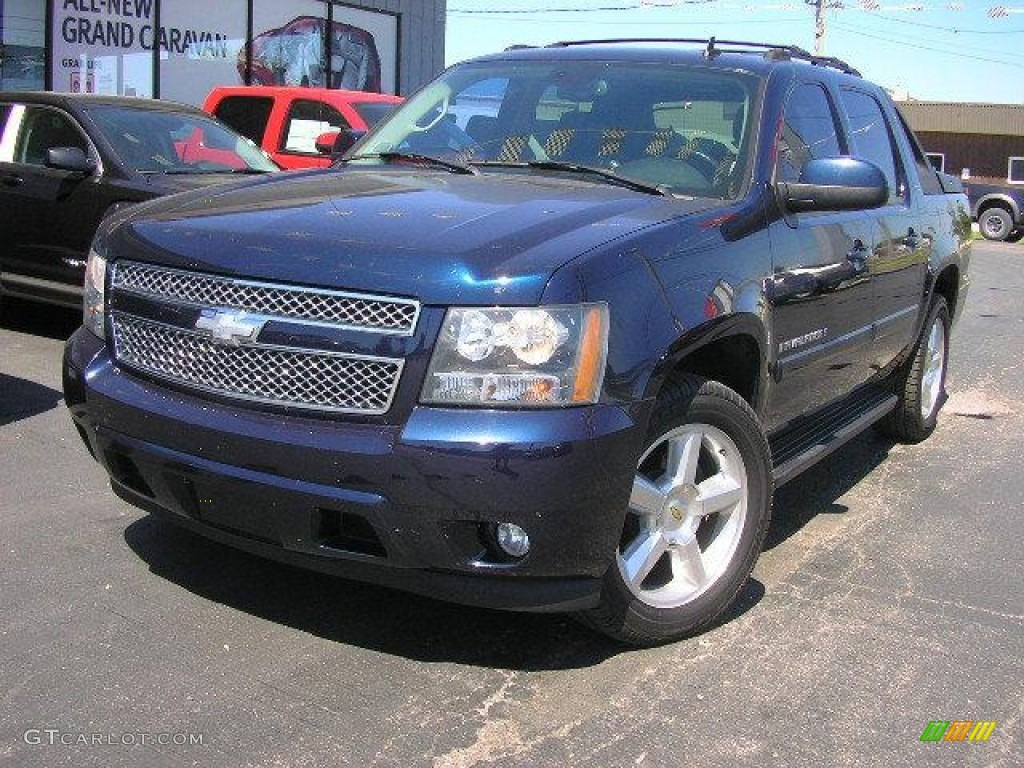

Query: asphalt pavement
[0,241,1021,768]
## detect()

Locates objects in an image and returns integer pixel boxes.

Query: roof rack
[545,37,861,77]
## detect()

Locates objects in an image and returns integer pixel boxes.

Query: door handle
[0,173,23,187]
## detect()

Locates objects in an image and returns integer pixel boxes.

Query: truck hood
[115,168,718,304]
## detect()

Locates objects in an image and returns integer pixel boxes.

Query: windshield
[86,104,279,174]
[351,101,401,127]
[356,60,758,198]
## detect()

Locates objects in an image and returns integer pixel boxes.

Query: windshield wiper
[472,160,669,196]
[347,152,479,176]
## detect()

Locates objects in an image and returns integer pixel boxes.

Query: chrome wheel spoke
[665,432,702,487]
[670,537,708,588]
[630,475,664,519]
[697,472,744,516]
[621,530,668,588]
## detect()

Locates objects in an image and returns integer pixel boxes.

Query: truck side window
[840,89,906,203]
[281,100,350,154]
[775,83,842,183]
[14,107,89,167]
[214,96,274,147]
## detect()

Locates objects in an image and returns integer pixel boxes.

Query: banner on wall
[248,4,398,95]
[51,1,399,105]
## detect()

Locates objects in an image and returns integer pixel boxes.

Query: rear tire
[878,297,950,443]
[580,376,772,646]
[978,207,1014,241]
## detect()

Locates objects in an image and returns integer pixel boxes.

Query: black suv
[0,92,277,312]
[64,40,971,645]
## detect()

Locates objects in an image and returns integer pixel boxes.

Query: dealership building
[0,0,446,105]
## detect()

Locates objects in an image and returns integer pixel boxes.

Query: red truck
[204,86,402,169]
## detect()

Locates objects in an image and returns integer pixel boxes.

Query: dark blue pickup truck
[64,39,971,645]
[967,179,1024,241]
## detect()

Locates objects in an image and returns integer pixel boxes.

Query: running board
[769,389,898,486]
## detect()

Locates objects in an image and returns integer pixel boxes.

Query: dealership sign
[58,0,230,57]
[50,0,398,105]
[53,0,237,97]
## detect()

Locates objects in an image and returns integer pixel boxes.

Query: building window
[1009,157,1024,185]
[1,1,46,91]
[925,153,945,173]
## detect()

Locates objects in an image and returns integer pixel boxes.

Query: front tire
[581,376,772,646]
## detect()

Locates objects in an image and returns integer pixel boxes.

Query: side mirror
[778,157,888,213]
[331,128,366,158]
[46,146,94,174]
[315,131,340,155]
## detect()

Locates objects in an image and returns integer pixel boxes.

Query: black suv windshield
[356,60,758,198]
[86,105,279,174]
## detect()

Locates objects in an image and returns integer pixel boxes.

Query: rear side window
[281,99,350,154]
[894,107,944,195]
[775,83,842,182]
[840,89,906,203]
[213,96,274,146]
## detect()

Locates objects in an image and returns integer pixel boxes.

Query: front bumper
[64,329,651,612]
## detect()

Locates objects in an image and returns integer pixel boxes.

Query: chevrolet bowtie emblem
[195,309,266,346]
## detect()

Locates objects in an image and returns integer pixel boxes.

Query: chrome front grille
[112,261,419,335]
[111,312,403,414]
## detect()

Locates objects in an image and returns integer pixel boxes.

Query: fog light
[495,522,531,558]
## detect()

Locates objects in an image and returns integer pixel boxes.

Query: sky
[445,1,1024,104]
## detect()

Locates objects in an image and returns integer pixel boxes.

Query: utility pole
[807,0,826,55]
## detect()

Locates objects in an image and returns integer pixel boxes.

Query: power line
[448,0,1024,58]
[858,10,1024,33]
[831,20,1024,69]
[450,15,805,26]
[838,17,1022,55]
[449,3,646,14]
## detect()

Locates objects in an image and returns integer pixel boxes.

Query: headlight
[83,241,107,338]
[421,303,608,407]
